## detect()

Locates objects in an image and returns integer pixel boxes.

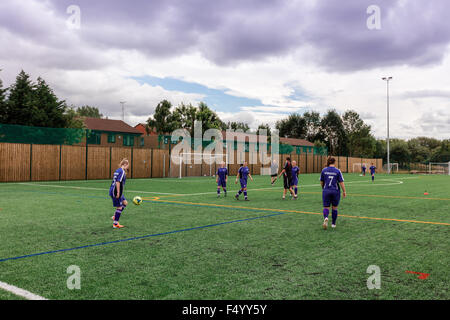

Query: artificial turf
[0,173,449,300]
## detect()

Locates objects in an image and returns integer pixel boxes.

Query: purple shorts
[322,190,340,207]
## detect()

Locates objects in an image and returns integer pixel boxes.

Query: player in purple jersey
[291,160,300,200]
[109,158,129,229]
[216,162,228,197]
[362,164,366,176]
[319,157,346,230]
[235,161,253,201]
[369,163,376,182]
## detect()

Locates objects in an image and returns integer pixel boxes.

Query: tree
[389,139,411,166]
[256,123,271,137]
[3,70,35,126]
[172,102,197,135]
[430,139,450,162]
[320,110,346,155]
[275,113,306,138]
[342,110,375,157]
[0,73,6,123]
[32,77,69,128]
[303,111,322,142]
[195,102,225,134]
[146,100,179,135]
[76,105,103,118]
[227,121,250,132]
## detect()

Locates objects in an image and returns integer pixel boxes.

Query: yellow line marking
[141,198,450,226]
[296,191,450,201]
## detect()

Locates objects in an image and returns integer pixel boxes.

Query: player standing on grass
[235,161,253,201]
[362,164,366,176]
[278,157,295,200]
[370,163,376,182]
[270,159,279,185]
[291,160,300,199]
[216,162,228,197]
[320,157,346,230]
[109,158,129,229]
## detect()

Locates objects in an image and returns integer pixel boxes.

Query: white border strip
[0,281,48,300]
[12,177,416,197]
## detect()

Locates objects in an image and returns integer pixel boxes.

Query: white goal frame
[428,162,450,175]
[176,153,229,179]
[383,162,399,173]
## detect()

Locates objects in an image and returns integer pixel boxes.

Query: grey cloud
[400,90,450,99]
[3,0,449,72]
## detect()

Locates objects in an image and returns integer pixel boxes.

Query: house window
[108,133,116,143]
[123,135,134,147]
[140,137,144,147]
[87,130,101,145]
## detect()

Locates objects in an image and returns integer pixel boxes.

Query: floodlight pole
[382,77,392,174]
[120,101,126,121]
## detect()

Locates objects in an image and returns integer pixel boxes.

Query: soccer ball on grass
[133,196,143,205]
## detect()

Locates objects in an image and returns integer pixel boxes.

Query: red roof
[83,118,142,134]
[280,137,314,147]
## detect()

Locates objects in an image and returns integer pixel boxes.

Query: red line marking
[405,271,430,279]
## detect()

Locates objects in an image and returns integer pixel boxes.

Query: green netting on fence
[0,123,86,145]
[159,135,328,155]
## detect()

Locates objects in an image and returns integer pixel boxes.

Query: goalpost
[383,163,399,173]
[175,153,229,179]
[428,162,450,175]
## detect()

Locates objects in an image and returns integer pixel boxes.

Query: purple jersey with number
[109,168,126,197]
[320,167,344,191]
[370,166,376,174]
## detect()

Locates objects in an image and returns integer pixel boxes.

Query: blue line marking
[0,210,291,263]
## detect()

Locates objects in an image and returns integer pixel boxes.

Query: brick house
[81,118,144,147]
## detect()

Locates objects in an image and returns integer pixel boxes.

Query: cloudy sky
[1,0,449,139]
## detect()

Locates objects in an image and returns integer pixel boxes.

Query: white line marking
[15,183,178,195]
[11,177,413,197]
[0,281,48,300]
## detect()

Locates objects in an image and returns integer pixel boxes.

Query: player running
[270,159,279,185]
[291,160,300,199]
[235,161,253,201]
[369,163,376,182]
[320,157,346,230]
[362,164,366,176]
[216,162,228,197]
[109,158,129,229]
[278,157,295,200]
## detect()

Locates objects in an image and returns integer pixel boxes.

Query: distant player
[109,158,129,229]
[320,157,346,230]
[362,164,366,176]
[235,161,253,201]
[216,162,228,197]
[278,157,295,200]
[291,160,300,199]
[369,163,376,182]
[270,159,279,185]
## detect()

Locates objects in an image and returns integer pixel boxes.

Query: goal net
[428,162,450,175]
[172,153,229,179]
[383,163,399,173]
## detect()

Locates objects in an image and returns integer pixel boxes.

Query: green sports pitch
[0,173,449,300]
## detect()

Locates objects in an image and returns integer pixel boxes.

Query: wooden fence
[0,142,383,182]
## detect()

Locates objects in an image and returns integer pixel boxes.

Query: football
[133,196,143,205]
